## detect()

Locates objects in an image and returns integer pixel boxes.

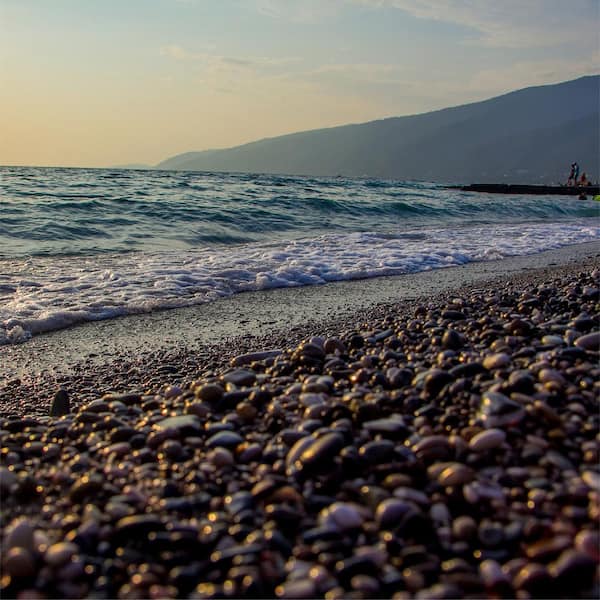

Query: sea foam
[1,222,598,343]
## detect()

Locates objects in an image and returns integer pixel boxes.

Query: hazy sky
[1,0,598,167]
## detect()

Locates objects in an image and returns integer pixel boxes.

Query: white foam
[1,222,598,344]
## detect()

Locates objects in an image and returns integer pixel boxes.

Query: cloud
[159,45,192,60]
[310,62,406,85]
[160,44,298,71]
[252,0,342,23]
[351,0,599,48]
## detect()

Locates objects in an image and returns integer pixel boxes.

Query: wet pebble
[468,428,506,452]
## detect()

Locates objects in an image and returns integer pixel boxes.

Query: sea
[1,166,599,345]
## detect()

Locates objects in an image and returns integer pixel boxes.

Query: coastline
[1,241,598,418]
[1,239,598,598]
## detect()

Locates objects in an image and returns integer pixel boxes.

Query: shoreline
[1,241,599,418]
[1,241,598,598]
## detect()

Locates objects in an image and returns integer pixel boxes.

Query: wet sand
[2,242,599,383]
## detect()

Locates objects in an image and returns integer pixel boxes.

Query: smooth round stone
[540,335,564,347]
[351,574,380,595]
[478,522,505,548]
[103,442,131,457]
[384,367,409,387]
[581,470,600,492]
[69,475,104,504]
[393,487,429,506]
[155,415,202,436]
[478,391,524,428]
[574,332,600,351]
[452,516,477,541]
[571,313,595,331]
[302,380,329,394]
[237,441,261,463]
[81,399,109,413]
[276,579,316,599]
[115,515,165,538]
[299,393,325,408]
[362,416,409,437]
[4,547,36,578]
[507,370,535,392]
[5,518,35,552]
[441,329,463,350]
[105,501,134,519]
[543,451,573,471]
[442,309,466,321]
[538,368,566,386]
[285,436,314,472]
[430,502,450,526]
[359,440,395,463]
[0,467,18,492]
[413,435,450,461]
[468,428,506,452]
[375,498,411,529]
[323,337,345,354]
[297,342,326,359]
[297,433,344,473]
[195,383,224,403]
[206,431,243,449]
[437,463,474,487]
[575,530,600,560]
[513,563,551,593]
[45,542,78,567]
[319,502,364,531]
[207,447,234,467]
[483,353,511,370]
[450,361,485,378]
[525,535,571,561]
[160,386,180,401]
[231,350,282,367]
[160,439,183,460]
[549,550,596,580]
[236,402,257,421]
[222,369,256,387]
[479,559,510,587]
[423,369,454,397]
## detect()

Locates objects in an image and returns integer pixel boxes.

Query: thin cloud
[310,62,406,85]
[352,0,599,48]
[253,0,341,23]
[159,45,193,60]
[160,45,298,70]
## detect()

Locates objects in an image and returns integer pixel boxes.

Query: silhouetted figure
[567,162,580,186]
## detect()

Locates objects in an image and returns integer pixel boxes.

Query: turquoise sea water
[1,166,598,342]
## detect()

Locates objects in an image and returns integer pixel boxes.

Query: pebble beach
[1,249,599,599]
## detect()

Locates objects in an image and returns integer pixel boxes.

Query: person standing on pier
[567,162,580,186]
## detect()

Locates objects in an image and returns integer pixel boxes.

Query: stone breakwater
[1,266,599,599]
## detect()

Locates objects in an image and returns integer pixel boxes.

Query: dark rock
[50,389,70,417]
[155,415,203,436]
[441,329,463,350]
[423,369,454,397]
[206,431,243,449]
[442,310,466,321]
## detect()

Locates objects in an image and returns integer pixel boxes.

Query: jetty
[457,183,600,196]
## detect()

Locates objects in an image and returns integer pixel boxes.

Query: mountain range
[156,75,599,184]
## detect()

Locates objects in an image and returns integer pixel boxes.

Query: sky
[1,0,598,167]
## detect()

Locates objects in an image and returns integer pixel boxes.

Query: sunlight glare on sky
[1,0,598,167]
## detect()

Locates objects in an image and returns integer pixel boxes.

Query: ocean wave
[1,222,598,343]
[1,167,599,257]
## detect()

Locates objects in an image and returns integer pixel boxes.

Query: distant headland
[155,75,599,185]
